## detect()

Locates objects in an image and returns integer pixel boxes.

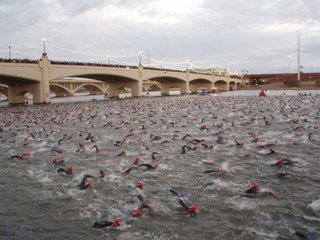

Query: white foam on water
[308,199,320,216]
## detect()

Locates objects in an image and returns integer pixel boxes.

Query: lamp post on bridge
[138,50,142,66]
[8,45,11,60]
[42,38,47,56]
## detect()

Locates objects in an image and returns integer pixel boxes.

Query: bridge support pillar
[38,55,51,103]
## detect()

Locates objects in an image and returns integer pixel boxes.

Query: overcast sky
[1,0,320,74]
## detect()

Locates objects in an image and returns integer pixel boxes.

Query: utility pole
[297,34,301,81]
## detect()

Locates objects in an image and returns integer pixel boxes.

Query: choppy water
[0,92,320,240]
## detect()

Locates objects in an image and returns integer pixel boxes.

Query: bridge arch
[229,81,237,91]
[189,78,213,94]
[148,76,187,95]
[147,84,161,91]
[50,84,73,97]
[73,83,106,95]
[214,80,229,91]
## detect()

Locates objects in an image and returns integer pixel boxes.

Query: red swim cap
[112,218,121,227]
[251,183,259,192]
[134,156,141,165]
[132,209,142,217]
[67,167,73,174]
[84,182,91,189]
[136,181,143,189]
[276,160,285,166]
[51,158,58,165]
[188,205,198,214]
[200,125,208,130]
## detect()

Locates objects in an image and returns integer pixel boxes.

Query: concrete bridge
[0,54,242,104]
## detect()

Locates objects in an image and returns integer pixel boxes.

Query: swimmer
[58,137,65,145]
[76,142,85,152]
[177,197,198,215]
[263,149,276,155]
[10,152,31,160]
[137,163,159,170]
[114,139,125,147]
[203,168,225,173]
[85,132,96,143]
[57,166,73,175]
[244,183,278,197]
[133,181,156,214]
[258,143,275,149]
[78,170,105,190]
[160,140,170,145]
[91,145,100,153]
[117,149,126,156]
[200,143,216,151]
[308,133,316,142]
[150,134,161,142]
[276,171,301,180]
[93,218,122,228]
[151,152,160,161]
[271,159,296,167]
[10,154,24,160]
[123,166,137,176]
[51,158,65,166]
[216,135,225,144]
[181,145,192,154]
[169,188,198,215]
[169,188,184,197]
[192,138,205,144]
[234,139,244,146]
[182,134,193,140]
[295,231,314,240]
[78,175,95,189]
[133,156,141,165]
[52,145,63,154]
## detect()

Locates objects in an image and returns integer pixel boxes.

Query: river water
[0,91,319,240]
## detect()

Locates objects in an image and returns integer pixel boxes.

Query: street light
[138,50,142,66]
[42,38,46,55]
[8,45,11,60]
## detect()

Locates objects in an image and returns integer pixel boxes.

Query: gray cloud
[1,0,320,73]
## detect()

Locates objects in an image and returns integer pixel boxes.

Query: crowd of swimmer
[1,94,319,239]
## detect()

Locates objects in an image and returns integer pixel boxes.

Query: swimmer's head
[132,209,142,217]
[84,182,91,189]
[51,158,58,165]
[112,218,121,227]
[134,156,141,165]
[188,205,198,214]
[136,181,143,189]
[67,167,73,174]
[250,183,258,192]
